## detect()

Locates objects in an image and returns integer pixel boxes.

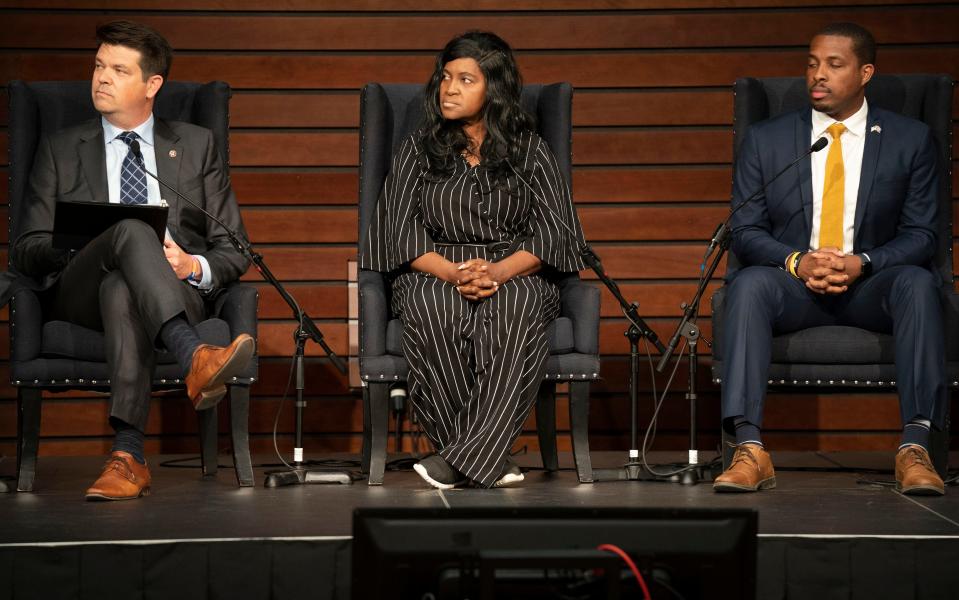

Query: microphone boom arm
[132,143,347,374]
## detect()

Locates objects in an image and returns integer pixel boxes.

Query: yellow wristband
[786,252,799,277]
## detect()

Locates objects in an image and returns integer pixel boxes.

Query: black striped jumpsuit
[360,131,586,487]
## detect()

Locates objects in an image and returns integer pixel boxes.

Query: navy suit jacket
[728,106,939,280]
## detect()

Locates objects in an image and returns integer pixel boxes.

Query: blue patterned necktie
[116,131,148,205]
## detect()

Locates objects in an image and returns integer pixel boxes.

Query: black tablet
[52,200,168,250]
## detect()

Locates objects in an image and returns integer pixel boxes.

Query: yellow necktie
[819,122,846,249]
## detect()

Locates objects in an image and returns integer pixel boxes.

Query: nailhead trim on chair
[717,377,952,387]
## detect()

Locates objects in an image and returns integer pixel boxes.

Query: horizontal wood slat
[239,205,730,243]
[3,49,957,90]
[6,129,956,169]
[232,244,720,282]
[0,389,908,439]
[2,1,955,13]
[226,130,733,167]
[229,167,736,205]
[228,90,735,128]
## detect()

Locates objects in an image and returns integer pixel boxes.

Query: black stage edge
[2,451,958,599]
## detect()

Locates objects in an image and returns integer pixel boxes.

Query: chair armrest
[213,283,259,340]
[9,288,43,363]
[359,269,389,358]
[558,276,599,355]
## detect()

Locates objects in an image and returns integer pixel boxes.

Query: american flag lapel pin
[870,125,881,134]
[169,149,177,158]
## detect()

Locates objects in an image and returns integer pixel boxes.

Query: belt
[434,241,512,254]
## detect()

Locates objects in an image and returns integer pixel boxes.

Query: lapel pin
[870,125,881,134]
[169,149,177,158]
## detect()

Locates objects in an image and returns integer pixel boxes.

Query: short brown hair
[96,20,172,80]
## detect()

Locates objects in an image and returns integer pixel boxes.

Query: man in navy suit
[714,23,946,495]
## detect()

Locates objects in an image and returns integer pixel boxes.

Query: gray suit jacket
[11,116,250,297]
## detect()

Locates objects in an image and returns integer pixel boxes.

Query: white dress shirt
[808,98,869,254]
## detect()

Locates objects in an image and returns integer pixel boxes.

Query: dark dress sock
[733,416,763,446]
[159,316,202,373]
[110,417,146,464]
[900,420,931,451]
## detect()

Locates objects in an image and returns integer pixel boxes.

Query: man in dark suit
[715,23,946,495]
[12,21,254,500]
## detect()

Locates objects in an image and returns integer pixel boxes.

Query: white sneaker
[493,457,524,488]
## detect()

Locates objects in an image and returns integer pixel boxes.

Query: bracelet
[785,252,799,277]
[790,251,806,279]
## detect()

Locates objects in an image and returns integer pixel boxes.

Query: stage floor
[1,450,957,545]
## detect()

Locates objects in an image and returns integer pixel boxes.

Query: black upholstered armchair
[357,82,600,485]
[711,74,956,474]
[6,80,259,491]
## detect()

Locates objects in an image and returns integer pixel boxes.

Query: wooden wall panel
[0,2,956,465]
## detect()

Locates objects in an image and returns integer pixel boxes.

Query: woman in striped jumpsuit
[360,31,586,489]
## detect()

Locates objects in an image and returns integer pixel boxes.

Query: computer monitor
[352,507,757,599]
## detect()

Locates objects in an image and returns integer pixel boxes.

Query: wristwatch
[186,257,201,284]
[857,253,873,278]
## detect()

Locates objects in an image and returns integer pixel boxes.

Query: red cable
[597,543,652,600]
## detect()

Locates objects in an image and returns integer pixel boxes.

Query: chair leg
[930,406,950,479]
[198,405,218,477]
[568,381,593,483]
[17,388,42,492]
[228,385,255,487]
[361,387,372,474]
[536,383,559,472]
[367,383,390,485]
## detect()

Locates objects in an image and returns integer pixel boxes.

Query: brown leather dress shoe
[185,333,255,410]
[85,451,151,501]
[896,445,945,496]
[713,443,776,492]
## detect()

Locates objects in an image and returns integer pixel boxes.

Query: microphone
[654,136,829,373]
[127,140,349,374]
[702,137,829,262]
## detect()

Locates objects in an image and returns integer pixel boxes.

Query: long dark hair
[420,31,534,185]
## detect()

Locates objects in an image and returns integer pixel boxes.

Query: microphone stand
[577,243,673,482]
[132,145,352,486]
[653,137,829,484]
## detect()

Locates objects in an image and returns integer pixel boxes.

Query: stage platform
[1,451,957,599]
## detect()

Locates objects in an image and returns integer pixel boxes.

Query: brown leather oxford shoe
[185,333,255,411]
[896,445,945,496]
[713,443,776,492]
[85,451,151,501]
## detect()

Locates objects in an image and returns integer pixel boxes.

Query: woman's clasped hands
[452,258,504,301]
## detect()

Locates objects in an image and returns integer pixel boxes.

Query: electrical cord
[271,350,299,471]
[596,544,650,600]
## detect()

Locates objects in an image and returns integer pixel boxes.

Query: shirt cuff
[189,254,214,291]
